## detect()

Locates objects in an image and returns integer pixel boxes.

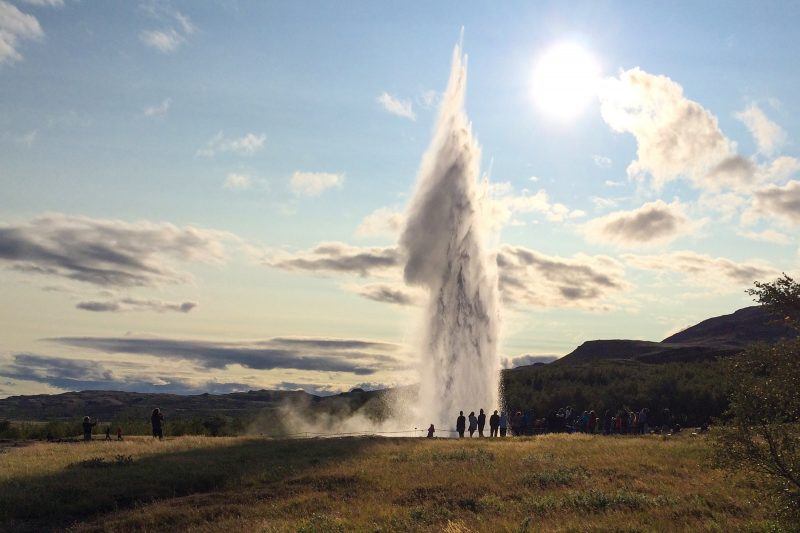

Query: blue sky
[1,0,799,397]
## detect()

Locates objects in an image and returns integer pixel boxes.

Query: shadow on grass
[0,437,372,532]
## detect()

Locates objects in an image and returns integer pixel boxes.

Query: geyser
[400,43,501,431]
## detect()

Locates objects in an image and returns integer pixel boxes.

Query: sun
[531,42,601,120]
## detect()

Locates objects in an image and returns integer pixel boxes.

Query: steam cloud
[400,43,501,430]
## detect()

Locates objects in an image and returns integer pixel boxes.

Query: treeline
[501,358,732,426]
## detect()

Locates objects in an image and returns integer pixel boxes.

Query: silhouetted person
[456,411,466,438]
[427,424,435,438]
[104,425,112,441]
[468,411,477,437]
[512,411,523,436]
[151,408,164,440]
[499,411,508,437]
[489,410,500,437]
[116,427,123,441]
[477,409,486,437]
[82,416,97,441]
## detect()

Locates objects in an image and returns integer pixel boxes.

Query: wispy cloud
[0,213,236,288]
[487,183,585,230]
[196,132,266,157]
[592,155,612,168]
[76,298,197,313]
[0,1,43,65]
[223,173,252,191]
[20,0,64,6]
[144,98,171,117]
[736,103,786,155]
[623,250,778,288]
[139,6,195,54]
[289,171,343,197]
[497,245,630,310]
[0,353,252,394]
[355,207,405,238]
[737,229,790,245]
[47,335,409,375]
[377,92,416,120]
[268,242,400,277]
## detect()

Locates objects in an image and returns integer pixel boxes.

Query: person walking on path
[104,425,112,441]
[456,411,466,438]
[82,416,97,441]
[489,410,500,437]
[468,411,478,437]
[477,409,486,437]
[151,408,164,440]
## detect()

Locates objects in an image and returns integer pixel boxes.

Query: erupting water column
[400,43,501,430]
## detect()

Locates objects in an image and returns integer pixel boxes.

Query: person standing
[477,409,486,437]
[489,410,500,437]
[468,411,477,437]
[499,411,508,437]
[427,424,435,438]
[456,411,466,438]
[151,408,164,440]
[82,416,97,441]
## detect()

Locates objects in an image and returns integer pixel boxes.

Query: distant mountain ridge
[2,306,795,423]
[557,306,797,365]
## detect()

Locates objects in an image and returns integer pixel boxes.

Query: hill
[556,305,796,365]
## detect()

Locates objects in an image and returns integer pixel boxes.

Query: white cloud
[743,180,800,226]
[592,155,612,168]
[355,207,405,238]
[20,0,63,5]
[223,173,252,191]
[487,183,585,230]
[0,1,43,65]
[144,98,171,117]
[584,200,704,247]
[497,245,631,310]
[140,28,184,53]
[735,103,786,155]
[0,213,237,288]
[196,132,266,157]
[377,92,416,120]
[599,68,741,191]
[605,180,625,187]
[623,250,778,289]
[737,229,790,245]
[289,171,343,197]
[590,196,618,210]
[139,8,195,54]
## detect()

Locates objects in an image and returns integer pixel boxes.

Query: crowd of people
[426,406,690,438]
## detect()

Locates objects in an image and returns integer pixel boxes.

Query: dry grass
[0,433,783,532]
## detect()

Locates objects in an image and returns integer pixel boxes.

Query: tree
[713,275,800,522]
[746,273,800,329]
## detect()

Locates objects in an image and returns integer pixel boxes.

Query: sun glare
[531,42,601,120]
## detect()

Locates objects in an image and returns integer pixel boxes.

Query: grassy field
[0,433,782,532]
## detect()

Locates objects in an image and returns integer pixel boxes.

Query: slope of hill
[0,387,386,423]
[556,306,796,365]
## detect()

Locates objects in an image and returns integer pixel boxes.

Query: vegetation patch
[521,465,589,489]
